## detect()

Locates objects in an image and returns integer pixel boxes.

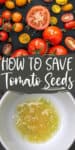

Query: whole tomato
[2,10,12,21]
[0,17,3,27]
[3,22,12,32]
[0,31,8,42]
[64,21,75,29]
[43,26,63,45]
[28,38,47,55]
[48,45,68,55]
[11,49,28,57]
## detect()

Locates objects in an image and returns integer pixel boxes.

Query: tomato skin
[61,13,74,23]
[64,21,75,29]
[0,17,3,27]
[0,0,6,4]
[43,26,63,45]
[48,45,68,55]
[26,5,50,30]
[2,10,12,21]
[11,49,28,57]
[3,22,12,32]
[0,31,8,42]
[28,38,47,55]
[65,37,75,51]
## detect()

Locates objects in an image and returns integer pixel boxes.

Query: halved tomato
[26,5,50,30]
[65,37,75,51]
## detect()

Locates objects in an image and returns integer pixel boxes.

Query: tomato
[2,43,12,55]
[43,26,63,45]
[28,38,47,55]
[62,3,73,12]
[51,4,61,14]
[64,21,75,29]
[3,22,12,32]
[56,0,68,5]
[0,0,6,4]
[61,13,74,23]
[65,37,75,51]
[2,10,12,21]
[0,17,3,27]
[12,12,22,23]
[18,33,30,44]
[13,23,24,32]
[26,5,50,30]
[5,0,15,9]
[48,45,68,55]
[11,49,28,57]
[0,31,8,42]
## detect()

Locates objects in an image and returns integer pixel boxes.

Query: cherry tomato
[43,26,63,45]
[0,0,6,4]
[3,22,12,32]
[65,37,75,51]
[64,21,75,29]
[28,38,47,55]
[0,17,3,27]
[61,13,74,23]
[0,31,8,42]
[48,45,68,55]
[11,49,28,57]
[2,10,12,21]
[26,5,50,30]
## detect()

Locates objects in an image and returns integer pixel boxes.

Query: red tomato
[3,22,12,32]
[26,5,50,30]
[0,31,8,42]
[11,49,28,57]
[2,10,12,21]
[61,13,74,23]
[64,21,75,29]
[28,38,47,55]
[0,0,6,4]
[43,26,63,45]
[0,17,3,27]
[65,37,75,51]
[48,45,68,55]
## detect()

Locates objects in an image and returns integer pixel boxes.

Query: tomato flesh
[65,37,75,51]
[61,13,74,23]
[28,38,47,55]
[26,5,50,30]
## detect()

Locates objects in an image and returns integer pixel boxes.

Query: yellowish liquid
[15,98,59,143]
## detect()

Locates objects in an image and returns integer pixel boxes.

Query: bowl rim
[0,91,75,150]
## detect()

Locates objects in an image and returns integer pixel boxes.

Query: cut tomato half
[26,5,50,30]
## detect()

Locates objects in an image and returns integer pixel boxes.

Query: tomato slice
[65,37,75,51]
[61,13,74,23]
[26,5,50,30]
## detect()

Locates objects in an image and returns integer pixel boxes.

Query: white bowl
[0,91,75,150]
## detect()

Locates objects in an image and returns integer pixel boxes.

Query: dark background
[0,0,75,149]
